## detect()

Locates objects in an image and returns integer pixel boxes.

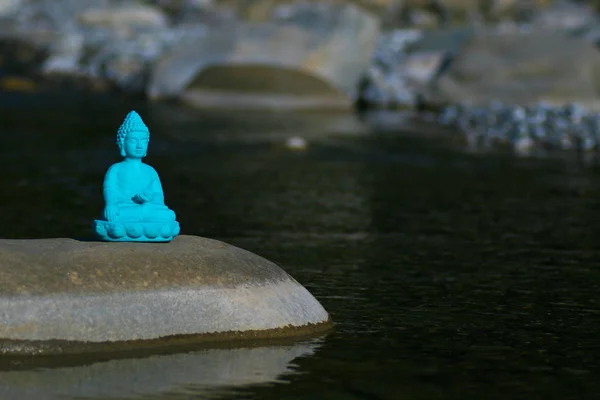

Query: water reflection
[0,340,322,400]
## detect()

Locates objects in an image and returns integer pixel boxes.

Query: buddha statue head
[117,111,150,159]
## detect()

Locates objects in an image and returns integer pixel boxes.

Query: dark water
[1,94,600,399]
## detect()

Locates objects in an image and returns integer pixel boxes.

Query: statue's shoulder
[141,163,160,177]
[106,162,125,175]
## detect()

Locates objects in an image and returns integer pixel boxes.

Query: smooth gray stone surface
[0,235,331,347]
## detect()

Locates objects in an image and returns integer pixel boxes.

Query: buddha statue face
[119,130,149,159]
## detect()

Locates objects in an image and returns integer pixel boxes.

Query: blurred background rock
[1,0,600,114]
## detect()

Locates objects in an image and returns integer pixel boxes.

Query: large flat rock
[0,235,332,354]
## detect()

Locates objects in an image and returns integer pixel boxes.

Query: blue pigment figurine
[93,111,180,242]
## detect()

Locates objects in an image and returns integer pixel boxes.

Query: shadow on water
[2,93,600,398]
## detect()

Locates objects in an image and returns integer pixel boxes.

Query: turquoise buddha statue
[93,111,180,242]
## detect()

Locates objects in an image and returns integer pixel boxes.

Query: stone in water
[93,111,180,242]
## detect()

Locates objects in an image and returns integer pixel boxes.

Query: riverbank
[2,1,600,111]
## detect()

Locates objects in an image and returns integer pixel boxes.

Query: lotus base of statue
[93,220,181,243]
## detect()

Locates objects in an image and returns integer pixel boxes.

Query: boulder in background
[148,2,380,110]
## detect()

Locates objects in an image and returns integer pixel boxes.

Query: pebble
[285,136,308,151]
[360,29,424,109]
[438,101,600,154]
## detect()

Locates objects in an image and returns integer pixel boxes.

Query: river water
[1,93,599,399]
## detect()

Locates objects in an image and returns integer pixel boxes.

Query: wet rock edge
[0,316,334,358]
